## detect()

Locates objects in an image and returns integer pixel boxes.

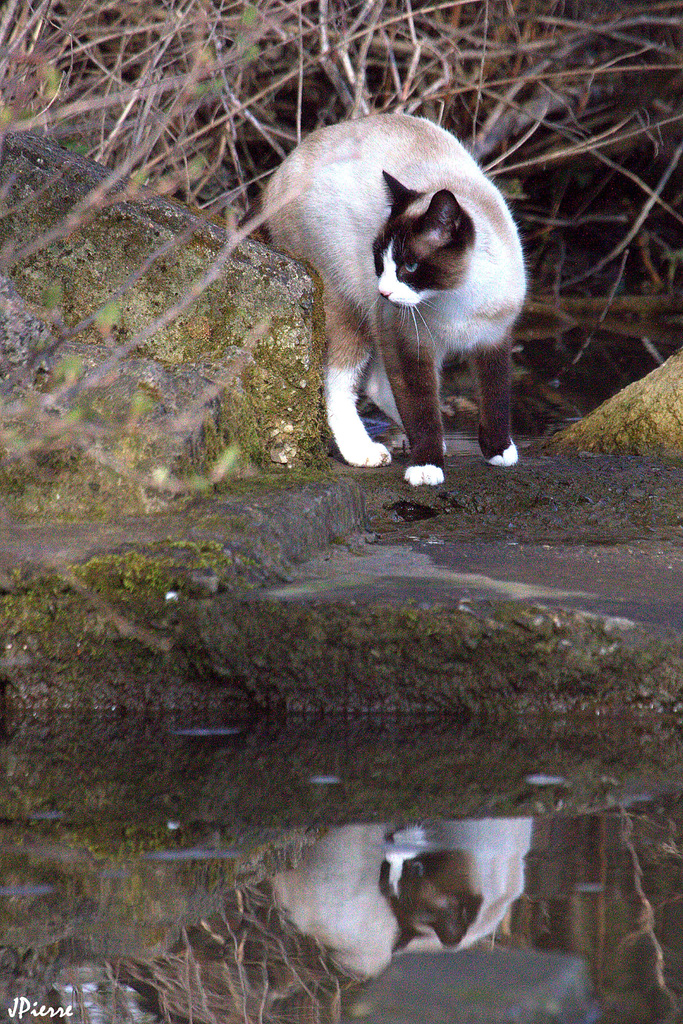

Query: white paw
[345,441,392,467]
[488,441,518,467]
[404,463,445,486]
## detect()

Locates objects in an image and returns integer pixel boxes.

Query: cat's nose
[379,285,392,298]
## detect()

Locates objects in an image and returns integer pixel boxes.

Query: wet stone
[342,949,596,1024]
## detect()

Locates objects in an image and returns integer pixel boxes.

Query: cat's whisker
[420,298,438,312]
[359,297,379,333]
[410,307,421,358]
[413,304,435,349]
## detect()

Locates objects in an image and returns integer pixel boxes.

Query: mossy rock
[0,132,327,520]
[545,348,683,457]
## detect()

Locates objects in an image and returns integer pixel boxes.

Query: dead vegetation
[108,881,347,1024]
[2,0,682,281]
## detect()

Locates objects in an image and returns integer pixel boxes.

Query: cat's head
[372,170,475,306]
[380,851,484,949]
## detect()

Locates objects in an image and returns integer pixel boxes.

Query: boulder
[545,348,683,457]
[0,131,325,518]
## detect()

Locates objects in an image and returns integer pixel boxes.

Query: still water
[2,796,683,1023]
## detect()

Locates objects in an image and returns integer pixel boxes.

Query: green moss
[0,438,184,522]
[76,550,179,600]
[1,164,328,497]
[161,538,237,572]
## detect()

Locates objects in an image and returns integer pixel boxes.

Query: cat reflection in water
[272,819,533,978]
[264,113,526,486]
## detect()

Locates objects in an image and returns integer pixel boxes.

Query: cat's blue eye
[404,260,418,273]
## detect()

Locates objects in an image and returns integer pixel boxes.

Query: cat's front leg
[469,339,518,467]
[379,340,445,486]
[325,365,392,467]
[323,293,391,468]
[404,462,445,486]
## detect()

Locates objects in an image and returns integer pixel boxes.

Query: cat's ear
[420,189,473,248]
[382,170,419,211]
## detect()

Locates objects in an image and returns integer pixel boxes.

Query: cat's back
[265,114,522,306]
[266,113,476,230]
[268,113,476,182]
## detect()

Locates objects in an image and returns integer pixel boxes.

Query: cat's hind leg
[324,294,391,468]
[470,339,518,467]
[363,354,402,427]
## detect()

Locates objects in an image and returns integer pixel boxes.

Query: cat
[271,819,533,978]
[263,113,526,485]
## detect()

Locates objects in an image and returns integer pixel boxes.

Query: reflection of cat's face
[380,851,483,949]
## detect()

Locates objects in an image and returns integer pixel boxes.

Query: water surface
[2,793,683,1023]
